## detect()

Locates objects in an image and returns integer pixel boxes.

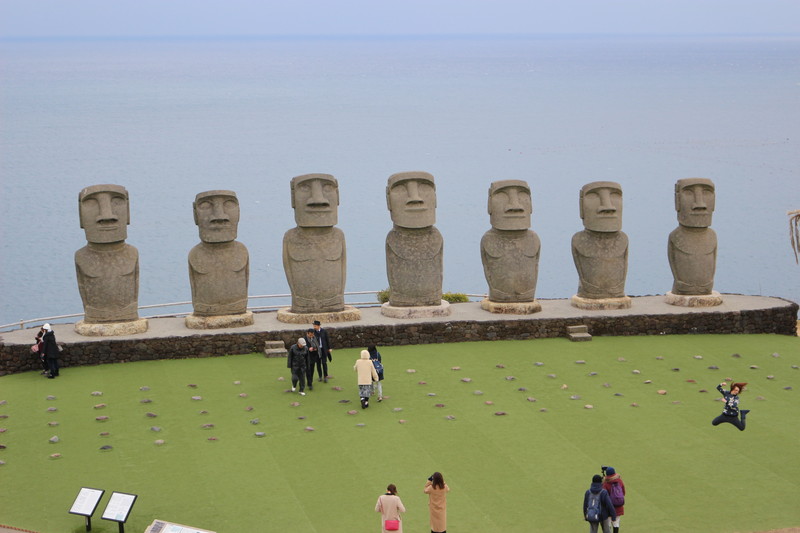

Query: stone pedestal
[75,318,148,337]
[276,305,361,324]
[570,295,632,310]
[185,311,254,329]
[665,291,723,307]
[480,299,541,314]
[380,300,451,319]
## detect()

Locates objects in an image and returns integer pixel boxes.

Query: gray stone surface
[385,171,443,308]
[481,180,541,306]
[668,177,718,296]
[572,181,629,302]
[74,184,142,326]
[188,190,251,323]
[1,295,796,376]
[282,174,346,314]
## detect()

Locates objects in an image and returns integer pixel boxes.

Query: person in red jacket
[602,467,625,533]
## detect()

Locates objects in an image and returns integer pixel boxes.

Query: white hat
[43,323,52,331]
[298,337,306,346]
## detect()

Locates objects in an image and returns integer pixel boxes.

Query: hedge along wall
[1,300,797,376]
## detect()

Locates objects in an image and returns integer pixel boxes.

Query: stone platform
[1,294,796,376]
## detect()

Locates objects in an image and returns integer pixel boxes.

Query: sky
[1,0,799,39]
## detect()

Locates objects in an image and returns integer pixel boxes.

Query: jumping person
[712,381,749,431]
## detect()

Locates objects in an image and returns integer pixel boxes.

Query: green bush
[376,288,390,303]
[442,292,469,303]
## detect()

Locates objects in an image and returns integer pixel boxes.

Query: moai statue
[74,184,148,335]
[480,180,542,314]
[666,178,722,306]
[382,171,450,318]
[571,181,632,310]
[279,174,360,323]
[185,190,254,329]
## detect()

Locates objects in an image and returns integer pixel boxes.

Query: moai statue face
[386,171,436,229]
[580,181,623,233]
[291,173,339,228]
[194,190,240,243]
[488,180,532,231]
[79,184,130,244]
[675,178,715,228]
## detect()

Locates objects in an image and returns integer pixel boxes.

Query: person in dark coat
[712,381,750,431]
[312,320,332,383]
[602,467,626,533]
[287,337,308,395]
[368,345,384,401]
[304,329,320,391]
[583,474,616,533]
[41,323,60,378]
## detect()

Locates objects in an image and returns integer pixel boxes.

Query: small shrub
[377,288,390,303]
[443,292,469,303]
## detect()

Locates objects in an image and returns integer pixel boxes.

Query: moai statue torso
[385,171,443,307]
[668,178,717,295]
[188,190,249,316]
[481,180,541,302]
[74,184,140,323]
[571,181,629,299]
[282,174,346,313]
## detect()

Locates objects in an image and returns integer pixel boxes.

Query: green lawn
[1,334,798,533]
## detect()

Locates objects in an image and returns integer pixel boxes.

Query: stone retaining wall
[1,300,796,376]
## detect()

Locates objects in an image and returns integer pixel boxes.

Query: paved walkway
[1,294,795,346]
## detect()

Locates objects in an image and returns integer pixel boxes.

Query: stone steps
[264,340,287,358]
[567,325,592,342]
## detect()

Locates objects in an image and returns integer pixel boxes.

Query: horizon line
[2,31,799,44]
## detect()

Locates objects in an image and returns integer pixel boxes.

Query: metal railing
[0,291,486,332]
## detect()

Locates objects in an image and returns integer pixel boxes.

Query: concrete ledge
[1,294,796,376]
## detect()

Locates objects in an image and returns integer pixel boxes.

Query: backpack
[372,358,384,373]
[586,491,601,522]
[608,482,625,507]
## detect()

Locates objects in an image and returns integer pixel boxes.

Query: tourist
[711,381,750,431]
[602,467,625,533]
[368,345,384,401]
[286,337,308,396]
[375,483,405,532]
[424,472,450,533]
[41,323,60,378]
[304,329,319,391]
[313,320,332,382]
[354,349,379,409]
[583,474,616,533]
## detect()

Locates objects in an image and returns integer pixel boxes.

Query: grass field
[1,333,798,533]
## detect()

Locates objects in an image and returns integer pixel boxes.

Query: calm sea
[1,35,799,328]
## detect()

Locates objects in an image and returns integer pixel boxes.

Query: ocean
[1,35,798,328]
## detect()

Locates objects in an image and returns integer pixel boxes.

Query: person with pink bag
[375,483,405,532]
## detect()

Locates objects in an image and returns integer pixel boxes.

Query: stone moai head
[79,184,130,244]
[488,180,532,231]
[675,178,715,228]
[386,171,436,229]
[580,181,623,232]
[193,190,240,243]
[291,173,339,228]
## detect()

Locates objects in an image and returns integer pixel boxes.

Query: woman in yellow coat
[424,472,450,533]
[354,349,379,409]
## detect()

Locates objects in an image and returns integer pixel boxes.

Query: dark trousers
[712,413,745,431]
[316,354,329,379]
[306,358,319,387]
[291,367,306,392]
[46,357,59,377]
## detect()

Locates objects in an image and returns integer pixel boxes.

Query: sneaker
[378,397,383,402]
[308,385,313,391]
[318,378,323,382]
[291,387,296,392]
[299,392,306,396]
[323,377,328,383]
